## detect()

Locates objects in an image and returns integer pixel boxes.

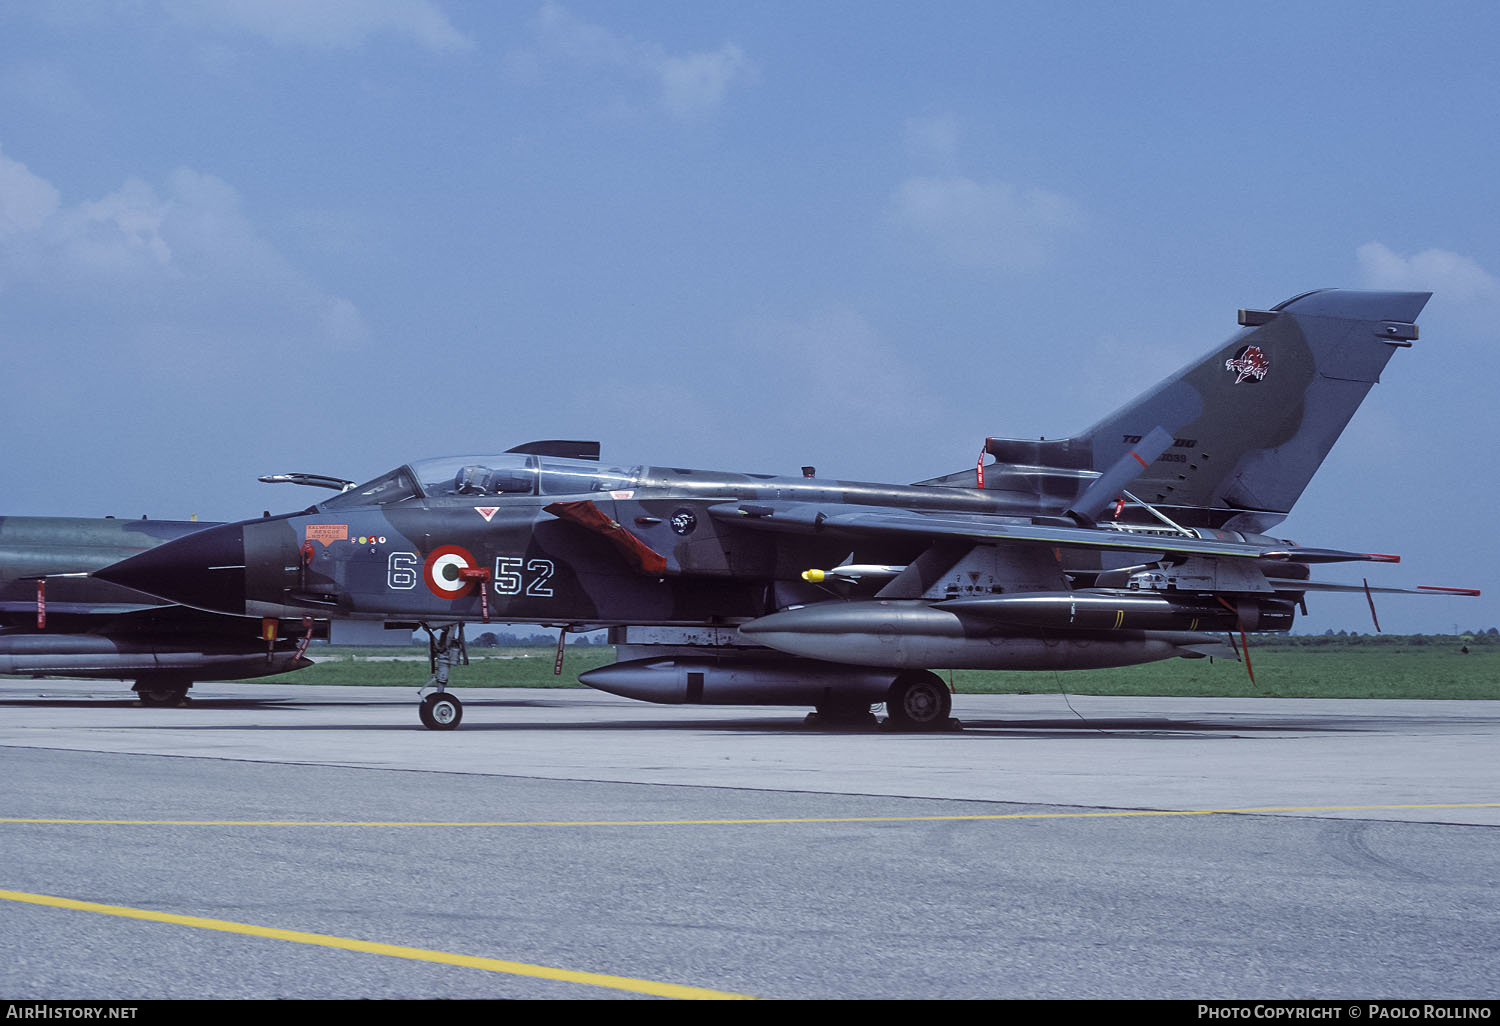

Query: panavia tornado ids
[0,516,319,704]
[95,289,1477,729]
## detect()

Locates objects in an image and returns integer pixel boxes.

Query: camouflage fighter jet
[0,516,318,705]
[94,289,1478,729]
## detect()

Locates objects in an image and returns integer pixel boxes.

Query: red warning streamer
[1216,596,1255,686]
[295,617,316,661]
[1363,578,1382,634]
[545,501,667,575]
[458,567,493,622]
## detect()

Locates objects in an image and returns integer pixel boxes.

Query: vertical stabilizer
[931,289,1430,531]
[1078,289,1428,529]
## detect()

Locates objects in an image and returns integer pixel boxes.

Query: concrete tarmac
[1,679,1496,999]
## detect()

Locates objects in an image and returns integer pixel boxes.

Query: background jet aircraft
[95,289,1477,729]
[0,516,316,705]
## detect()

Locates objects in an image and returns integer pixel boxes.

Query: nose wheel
[419,691,463,730]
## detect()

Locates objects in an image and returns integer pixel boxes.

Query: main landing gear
[884,671,954,732]
[416,623,465,731]
[134,674,191,707]
[810,696,879,729]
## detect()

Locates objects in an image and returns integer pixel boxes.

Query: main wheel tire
[814,698,876,727]
[885,672,951,731]
[135,678,190,707]
[419,692,463,730]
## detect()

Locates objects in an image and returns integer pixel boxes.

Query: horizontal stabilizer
[1269,579,1481,597]
[1259,548,1401,564]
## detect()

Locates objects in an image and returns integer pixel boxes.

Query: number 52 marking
[388,553,554,597]
[493,557,554,597]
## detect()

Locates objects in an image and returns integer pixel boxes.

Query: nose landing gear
[416,623,466,730]
[419,690,463,730]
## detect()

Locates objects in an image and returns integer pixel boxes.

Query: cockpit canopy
[320,454,641,510]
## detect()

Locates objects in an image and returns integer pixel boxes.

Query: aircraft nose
[94,522,247,616]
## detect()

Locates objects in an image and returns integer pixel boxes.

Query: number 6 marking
[388,552,418,590]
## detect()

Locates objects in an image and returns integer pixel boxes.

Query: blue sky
[1,1,1496,634]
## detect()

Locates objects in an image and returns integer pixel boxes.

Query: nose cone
[94,522,247,615]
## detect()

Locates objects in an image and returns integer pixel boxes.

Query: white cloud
[0,152,368,352]
[1356,242,1500,306]
[532,1,635,66]
[163,0,473,52]
[657,45,751,119]
[51,178,176,280]
[891,175,1082,272]
[0,146,60,237]
[517,2,754,120]
[904,113,962,166]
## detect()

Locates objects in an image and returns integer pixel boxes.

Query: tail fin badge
[1225,345,1270,384]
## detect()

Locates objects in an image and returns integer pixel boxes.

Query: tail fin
[942,289,1431,531]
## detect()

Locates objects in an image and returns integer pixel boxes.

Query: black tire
[814,697,876,726]
[885,672,951,731]
[419,692,463,731]
[135,678,190,707]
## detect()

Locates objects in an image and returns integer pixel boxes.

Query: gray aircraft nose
[93,522,247,616]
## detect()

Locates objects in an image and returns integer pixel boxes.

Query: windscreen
[319,466,420,510]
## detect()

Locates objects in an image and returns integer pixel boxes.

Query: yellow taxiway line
[0,888,752,1000]
[6,803,1493,996]
[2,802,1497,828]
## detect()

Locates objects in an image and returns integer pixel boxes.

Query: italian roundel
[424,545,479,600]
